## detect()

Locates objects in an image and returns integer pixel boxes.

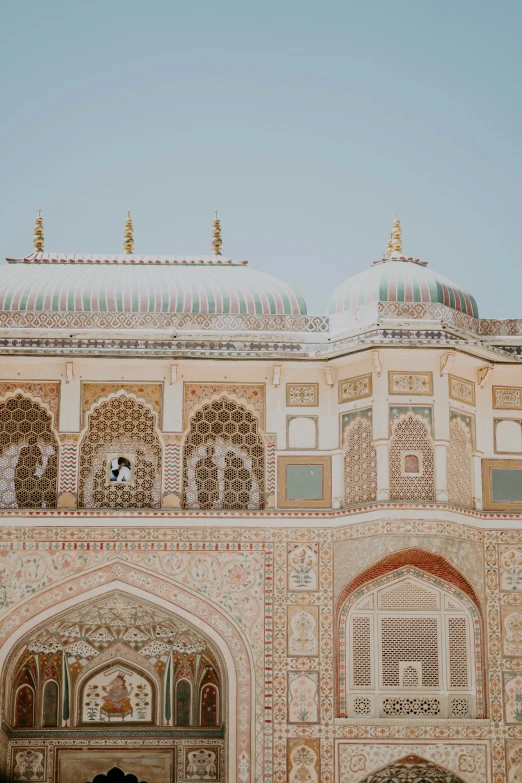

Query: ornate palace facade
[0,214,521,782]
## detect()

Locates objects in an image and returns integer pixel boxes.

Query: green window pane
[491,467,522,502]
[286,465,324,500]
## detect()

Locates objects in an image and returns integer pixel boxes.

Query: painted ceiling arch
[360,753,467,782]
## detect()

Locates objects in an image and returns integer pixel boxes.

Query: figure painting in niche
[101,674,133,720]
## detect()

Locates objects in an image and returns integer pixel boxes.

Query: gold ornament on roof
[123,211,134,254]
[33,210,44,251]
[385,212,403,258]
[212,211,222,256]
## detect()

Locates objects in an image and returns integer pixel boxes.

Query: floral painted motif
[288,671,319,723]
[12,748,45,781]
[501,548,522,590]
[287,543,319,591]
[288,739,320,783]
[288,607,319,656]
[505,674,522,723]
[389,372,433,395]
[503,608,522,657]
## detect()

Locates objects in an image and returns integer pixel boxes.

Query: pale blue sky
[1,1,520,317]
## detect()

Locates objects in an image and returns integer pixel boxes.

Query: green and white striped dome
[329,257,478,318]
[0,254,307,316]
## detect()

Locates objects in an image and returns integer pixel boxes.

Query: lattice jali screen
[447,416,473,508]
[0,395,58,508]
[343,572,478,719]
[448,616,469,688]
[343,417,377,506]
[183,396,265,510]
[389,412,435,501]
[78,396,162,508]
[381,617,439,687]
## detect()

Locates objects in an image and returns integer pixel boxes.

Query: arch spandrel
[0,564,257,783]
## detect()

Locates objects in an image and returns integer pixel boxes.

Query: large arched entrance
[3,589,229,783]
[360,754,467,783]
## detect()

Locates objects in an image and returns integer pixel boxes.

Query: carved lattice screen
[79,396,162,508]
[447,416,473,508]
[0,395,58,508]
[343,417,377,506]
[183,397,265,510]
[389,413,435,501]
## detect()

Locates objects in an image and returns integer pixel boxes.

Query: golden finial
[33,209,44,252]
[212,211,222,256]
[123,211,134,254]
[385,212,403,258]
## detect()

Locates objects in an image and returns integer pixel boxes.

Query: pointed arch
[389,411,435,501]
[175,677,192,726]
[200,682,219,726]
[0,564,255,783]
[359,753,467,782]
[183,395,265,509]
[78,391,163,508]
[0,392,59,508]
[335,548,486,719]
[42,678,59,727]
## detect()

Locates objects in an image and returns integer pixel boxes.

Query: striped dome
[0,255,306,316]
[329,258,478,318]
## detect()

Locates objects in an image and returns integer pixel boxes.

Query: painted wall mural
[82,665,152,723]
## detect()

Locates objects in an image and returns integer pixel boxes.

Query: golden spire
[212,211,222,255]
[33,209,44,252]
[385,212,403,258]
[123,211,134,254]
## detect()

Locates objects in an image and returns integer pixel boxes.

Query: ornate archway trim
[0,564,256,783]
[336,563,486,718]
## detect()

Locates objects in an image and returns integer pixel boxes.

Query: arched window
[358,754,466,783]
[342,414,377,506]
[200,683,218,726]
[339,569,481,719]
[389,412,435,501]
[42,680,59,727]
[0,395,58,508]
[447,414,473,508]
[79,395,162,509]
[175,679,191,726]
[15,685,35,728]
[183,397,265,510]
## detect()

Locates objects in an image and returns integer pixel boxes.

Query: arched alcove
[359,754,467,783]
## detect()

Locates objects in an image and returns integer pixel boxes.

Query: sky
[0,0,521,317]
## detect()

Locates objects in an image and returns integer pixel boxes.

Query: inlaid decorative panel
[504,673,522,724]
[10,747,47,782]
[183,745,221,781]
[448,411,474,508]
[286,383,319,406]
[82,382,163,426]
[184,383,265,428]
[287,671,320,723]
[287,605,319,656]
[502,605,522,657]
[493,386,522,409]
[287,739,320,783]
[388,371,433,395]
[278,456,331,508]
[500,546,522,590]
[449,374,476,405]
[483,459,522,510]
[287,542,319,592]
[339,373,372,404]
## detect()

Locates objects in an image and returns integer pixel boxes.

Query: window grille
[447,416,473,507]
[389,413,435,501]
[343,416,377,506]
[0,395,58,508]
[346,575,476,718]
[79,396,162,509]
[183,397,265,510]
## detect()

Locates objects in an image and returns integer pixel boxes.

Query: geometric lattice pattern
[343,416,377,506]
[0,395,58,508]
[183,396,265,510]
[78,395,162,509]
[389,412,435,501]
[447,416,473,508]
[381,617,439,687]
[379,580,438,610]
[361,754,465,783]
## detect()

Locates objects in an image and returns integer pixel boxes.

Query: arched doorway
[360,754,467,783]
[85,768,148,783]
